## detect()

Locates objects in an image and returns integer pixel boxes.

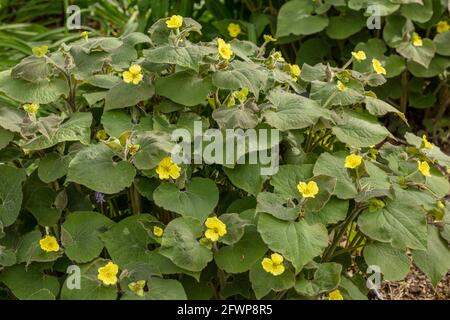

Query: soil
[380,265,450,300]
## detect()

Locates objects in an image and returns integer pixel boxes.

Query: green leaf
[400,0,433,22]
[38,152,71,183]
[303,175,337,212]
[258,213,329,273]
[123,277,187,300]
[364,95,406,123]
[144,45,215,72]
[0,106,24,133]
[215,226,267,273]
[434,31,450,56]
[0,70,69,104]
[23,112,92,150]
[67,143,136,194]
[249,258,296,299]
[332,109,390,148]
[23,173,60,226]
[0,165,26,227]
[223,164,266,196]
[11,56,49,83]
[212,106,259,129]
[412,225,450,287]
[358,188,427,250]
[256,192,299,221]
[295,263,342,296]
[159,217,213,272]
[326,11,365,40]
[60,259,118,300]
[310,80,365,106]
[155,71,213,106]
[0,127,13,150]
[407,56,450,78]
[105,79,155,111]
[212,60,268,98]
[263,90,331,131]
[0,263,60,300]
[363,242,410,281]
[339,276,368,300]
[101,110,153,138]
[153,177,219,223]
[353,39,405,78]
[61,212,115,263]
[16,230,61,265]
[133,131,174,170]
[218,213,252,245]
[313,152,358,199]
[396,39,436,68]
[305,197,349,226]
[270,164,314,199]
[276,0,329,37]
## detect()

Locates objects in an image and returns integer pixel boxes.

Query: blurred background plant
[0,0,449,150]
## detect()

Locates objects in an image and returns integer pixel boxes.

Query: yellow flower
[412,32,423,47]
[351,50,366,62]
[372,58,386,75]
[128,280,146,297]
[127,144,140,156]
[39,235,59,252]
[271,51,284,62]
[418,161,431,177]
[80,31,89,41]
[96,129,109,141]
[263,34,277,42]
[166,15,183,29]
[328,289,344,300]
[436,21,450,33]
[204,216,227,242]
[23,103,40,114]
[217,38,233,60]
[32,45,48,58]
[153,226,164,237]
[98,261,119,285]
[228,23,241,38]
[437,201,445,209]
[226,95,236,107]
[288,64,301,79]
[297,181,319,198]
[123,64,143,85]
[336,81,347,92]
[261,253,285,276]
[345,154,363,169]
[234,87,249,103]
[421,135,433,149]
[156,156,181,180]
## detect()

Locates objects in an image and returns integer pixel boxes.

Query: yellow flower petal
[351,50,366,62]
[166,15,183,29]
[227,23,241,38]
[23,103,40,114]
[328,289,344,300]
[97,261,119,286]
[412,32,423,47]
[372,58,386,75]
[418,161,431,177]
[156,156,181,180]
[263,34,277,42]
[39,235,59,252]
[153,226,164,237]
[345,154,363,169]
[204,216,227,242]
[436,21,450,33]
[421,135,433,149]
[297,181,319,198]
[217,38,233,60]
[337,81,347,92]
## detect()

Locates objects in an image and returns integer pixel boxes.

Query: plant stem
[322,205,365,262]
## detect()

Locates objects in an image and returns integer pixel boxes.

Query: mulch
[380,265,449,300]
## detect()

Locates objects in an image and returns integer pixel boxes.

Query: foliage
[0,15,449,300]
